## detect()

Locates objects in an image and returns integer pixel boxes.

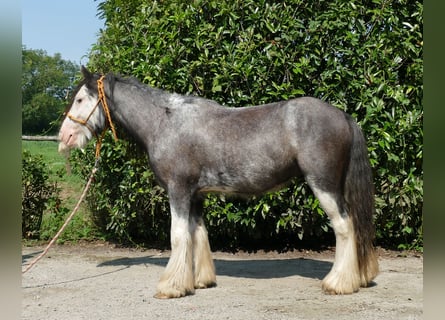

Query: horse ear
[80,66,98,91]
[81,65,93,80]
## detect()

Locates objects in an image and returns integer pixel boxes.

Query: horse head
[58,66,106,153]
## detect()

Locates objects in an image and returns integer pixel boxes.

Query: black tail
[345,116,379,285]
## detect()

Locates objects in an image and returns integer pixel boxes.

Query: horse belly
[197,153,301,196]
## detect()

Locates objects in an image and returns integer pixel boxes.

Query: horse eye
[76,98,83,104]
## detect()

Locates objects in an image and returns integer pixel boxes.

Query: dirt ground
[22,243,423,320]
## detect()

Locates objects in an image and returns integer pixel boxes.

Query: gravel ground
[22,243,423,320]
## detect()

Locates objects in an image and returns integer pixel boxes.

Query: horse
[59,66,378,299]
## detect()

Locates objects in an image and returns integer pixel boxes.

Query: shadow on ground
[22,250,43,264]
[21,250,332,285]
[96,255,332,280]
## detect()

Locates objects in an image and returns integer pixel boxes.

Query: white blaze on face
[58,85,101,152]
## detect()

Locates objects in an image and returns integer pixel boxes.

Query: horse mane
[66,68,192,118]
[113,74,142,88]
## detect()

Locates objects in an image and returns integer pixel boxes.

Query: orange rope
[95,130,108,158]
[97,75,118,142]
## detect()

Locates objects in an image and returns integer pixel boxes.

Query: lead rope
[22,159,99,274]
[22,76,118,274]
[97,75,118,142]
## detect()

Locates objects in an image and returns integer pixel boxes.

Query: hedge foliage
[77,0,423,249]
[22,150,62,239]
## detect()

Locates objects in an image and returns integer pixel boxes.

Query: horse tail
[344,116,379,285]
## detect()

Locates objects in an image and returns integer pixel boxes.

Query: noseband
[67,75,118,157]
[67,97,101,137]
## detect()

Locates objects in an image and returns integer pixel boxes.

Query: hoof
[153,292,173,299]
[322,283,358,295]
[321,271,360,295]
[154,286,194,299]
[195,280,217,289]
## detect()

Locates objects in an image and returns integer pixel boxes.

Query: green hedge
[22,150,62,239]
[76,0,422,250]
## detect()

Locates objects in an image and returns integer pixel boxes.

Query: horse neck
[109,81,166,148]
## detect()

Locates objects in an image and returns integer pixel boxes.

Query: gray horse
[59,67,378,299]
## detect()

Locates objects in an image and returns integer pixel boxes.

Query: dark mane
[112,73,170,99]
[115,74,144,88]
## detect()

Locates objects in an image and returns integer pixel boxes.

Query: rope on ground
[22,159,100,274]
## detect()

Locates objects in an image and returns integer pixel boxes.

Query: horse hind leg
[190,198,216,289]
[192,220,217,289]
[311,186,361,294]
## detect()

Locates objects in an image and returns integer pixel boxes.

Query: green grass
[22,140,65,173]
[22,140,103,243]
[22,140,84,195]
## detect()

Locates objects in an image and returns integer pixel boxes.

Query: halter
[67,98,100,137]
[67,75,118,157]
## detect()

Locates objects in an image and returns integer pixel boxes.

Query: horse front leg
[154,195,195,299]
[190,198,216,289]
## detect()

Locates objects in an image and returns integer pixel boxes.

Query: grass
[22,140,103,244]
